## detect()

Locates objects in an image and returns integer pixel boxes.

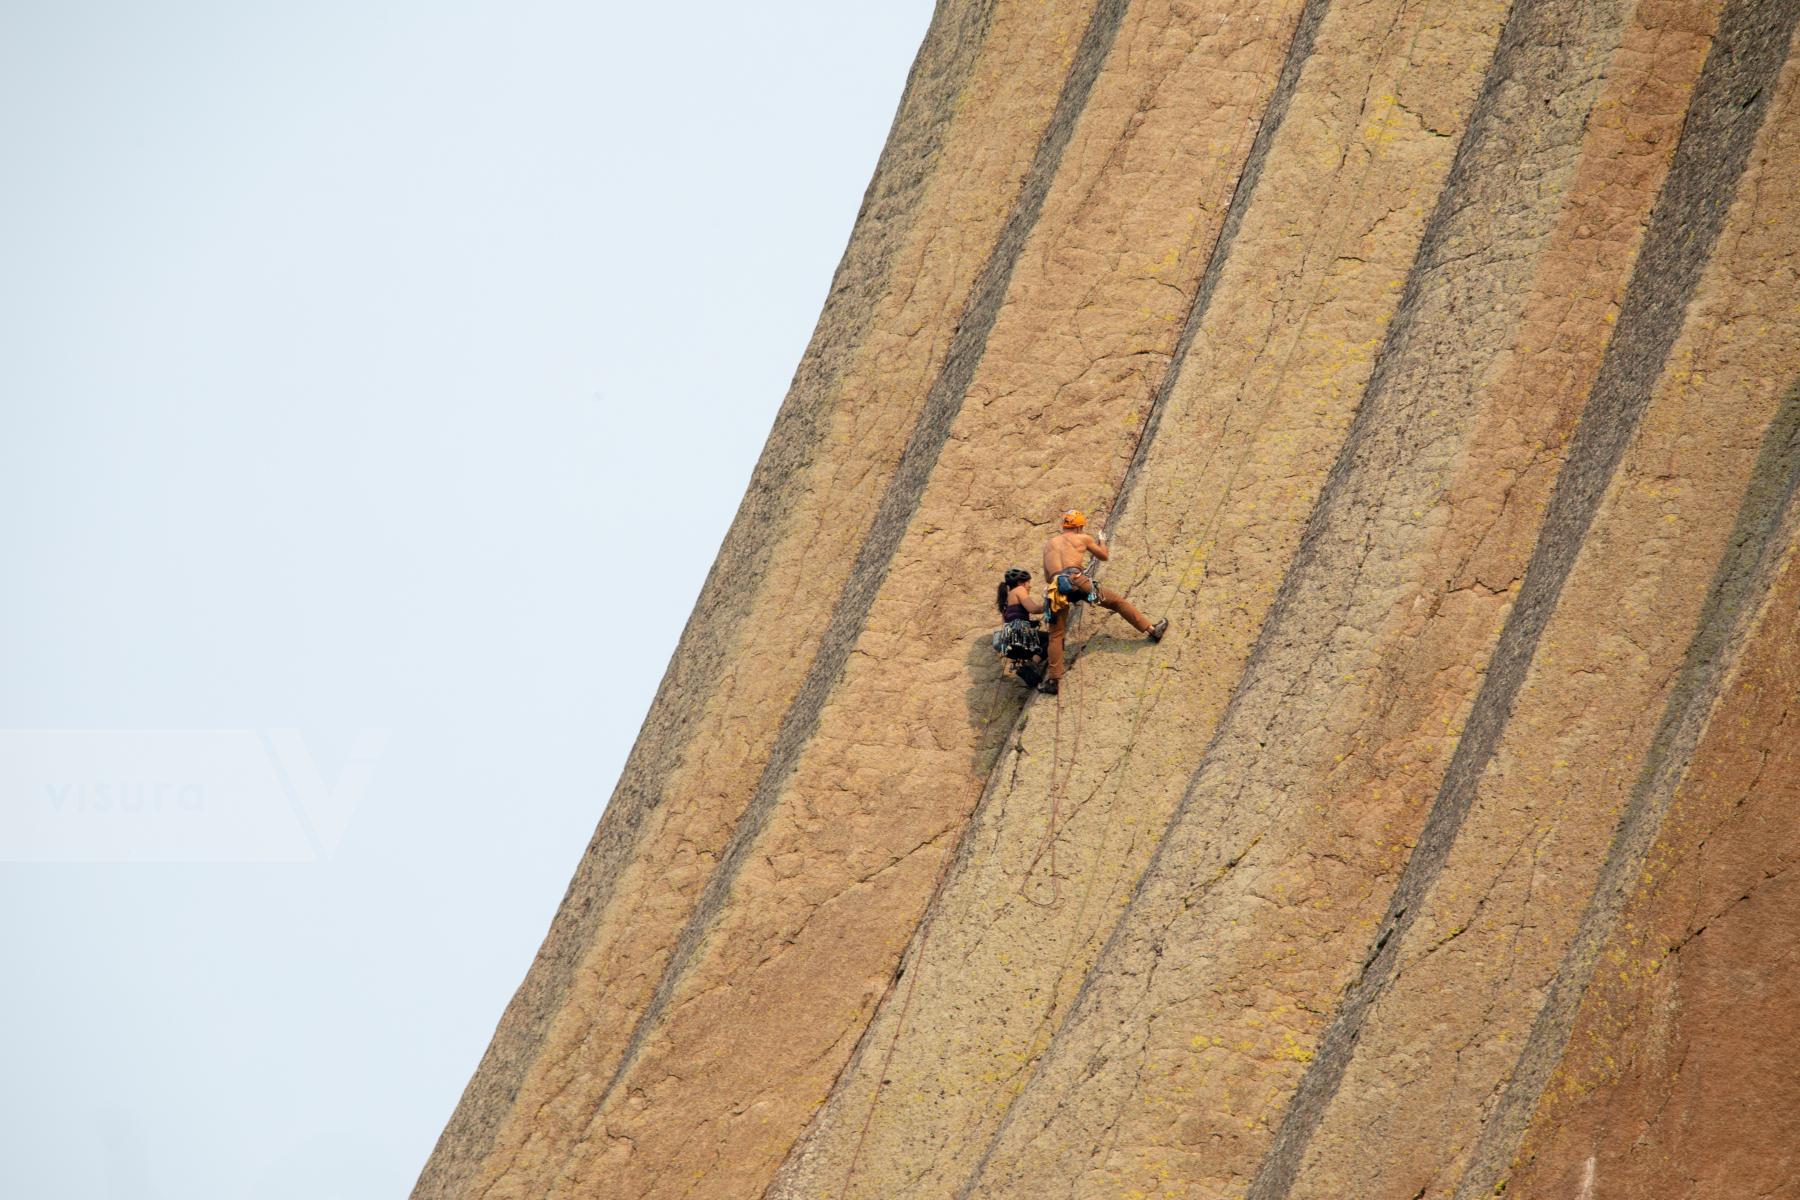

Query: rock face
[416,2,1800,1197]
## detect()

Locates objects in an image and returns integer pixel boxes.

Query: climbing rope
[1021,605,1084,909]
[1019,694,1065,907]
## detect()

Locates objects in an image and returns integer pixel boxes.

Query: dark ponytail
[996,580,1011,617]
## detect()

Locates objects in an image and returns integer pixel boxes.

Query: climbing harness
[1053,567,1099,604]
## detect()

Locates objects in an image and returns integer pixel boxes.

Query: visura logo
[1,728,388,862]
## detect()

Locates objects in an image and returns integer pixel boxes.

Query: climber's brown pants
[1046,573,1151,681]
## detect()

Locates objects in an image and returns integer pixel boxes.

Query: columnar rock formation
[418,1,1800,1196]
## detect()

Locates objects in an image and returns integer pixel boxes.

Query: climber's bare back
[1043,530,1106,577]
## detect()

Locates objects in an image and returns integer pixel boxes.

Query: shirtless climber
[1039,509,1167,694]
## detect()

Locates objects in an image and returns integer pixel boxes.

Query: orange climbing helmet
[1061,509,1087,530]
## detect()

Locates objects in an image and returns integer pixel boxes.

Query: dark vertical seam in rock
[591,0,1136,1113]
[1454,380,1800,1200]
[1244,3,1800,1197]
[1105,0,1328,537]
[410,4,999,1195]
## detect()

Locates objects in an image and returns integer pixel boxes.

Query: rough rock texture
[417,2,1800,1197]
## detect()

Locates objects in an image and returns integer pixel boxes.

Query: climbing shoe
[1148,618,1169,642]
[1037,677,1060,696]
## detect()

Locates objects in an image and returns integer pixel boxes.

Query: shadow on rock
[964,629,1031,773]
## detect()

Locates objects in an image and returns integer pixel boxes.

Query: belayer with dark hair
[991,567,1049,688]
[996,567,1039,622]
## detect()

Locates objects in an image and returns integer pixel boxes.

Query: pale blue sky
[0,2,933,1195]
